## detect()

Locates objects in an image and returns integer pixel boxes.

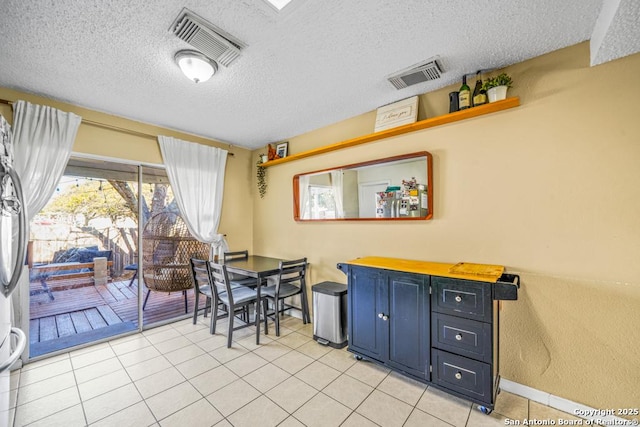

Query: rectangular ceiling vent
[170,8,247,67]
[387,57,443,90]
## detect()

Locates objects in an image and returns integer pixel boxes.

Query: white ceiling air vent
[170,8,246,67]
[387,57,443,90]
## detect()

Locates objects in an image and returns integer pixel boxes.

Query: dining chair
[189,258,213,325]
[208,261,260,348]
[223,250,258,287]
[261,257,311,336]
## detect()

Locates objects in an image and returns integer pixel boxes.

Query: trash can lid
[312,281,347,296]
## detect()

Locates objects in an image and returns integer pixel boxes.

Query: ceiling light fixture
[174,50,217,83]
[264,0,293,11]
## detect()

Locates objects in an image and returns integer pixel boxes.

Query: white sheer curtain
[11,100,81,362]
[157,136,228,258]
[299,175,311,219]
[330,170,344,219]
[12,100,82,220]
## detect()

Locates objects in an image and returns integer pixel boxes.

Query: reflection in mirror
[294,152,433,221]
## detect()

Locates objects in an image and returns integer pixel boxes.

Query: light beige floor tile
[205,378,260,417]
[189,365,239,396]
[293,392,351,427]
[296,323,314,338]
[195,334,229,352]
[236,333,273,351]
[175,353,220,379]
[467,407,509,427]
[242,363,291,393]
[159,397,224,427]
[323,374,374,410]
[83,383,142,424]
[110,335,152,356]
[225,352,268,377]
[17,371,76,405]
[295,360,341,390]
[143,323,179,338]
[210,343,249,364]
[278,416,307,427]
[341,412,380,427]
[145,381,202,421]
[70,346,116,369]
[295,340,333,359]
[153,335,192,354]
[14,386,81,426]
[172,320,207,335]
[69,341,110,357]
[356,389,413,427]
[184,327,218,344]
[318,348,357,372]
[272,350,314,374]
[20,353,69,371]
[278,315,305,330]
[416,386,472,427]
[227,395,289,427]
[494,391,529,419]
[134,366,185,399]
[529,401,581,421]
[90,401,156,427]
[252,340,292,362]
[74,356,123,384]
[377,371,427,406]
[270,326,295,338]
[265,376,318,413]
[19,358,73,386]
[78,369,132,401]
[344,360,390,388]
[404,408,455,427]
[26,403,86,427]
[164,343,206,365]
[125,355,173,382]
[214,420,233,427]
[277,331,312,349]
[144,327,182,345]
[118,345,162,367]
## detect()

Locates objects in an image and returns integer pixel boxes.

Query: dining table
[220,255,288,345]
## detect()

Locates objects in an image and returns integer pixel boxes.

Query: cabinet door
[386,272,430,379]
[348,266,387,361]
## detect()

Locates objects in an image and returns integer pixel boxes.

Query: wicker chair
[142,212,209,313]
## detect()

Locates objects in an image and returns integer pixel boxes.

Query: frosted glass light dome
[175,50,217,83]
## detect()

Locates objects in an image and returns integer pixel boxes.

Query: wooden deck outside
[29,277,205,354]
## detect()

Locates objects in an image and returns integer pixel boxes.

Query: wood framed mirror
[293,151,433,221]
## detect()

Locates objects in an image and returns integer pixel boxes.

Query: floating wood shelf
[261,97,520,168]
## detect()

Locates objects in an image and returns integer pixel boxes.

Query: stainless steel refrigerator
[0,114,27,422]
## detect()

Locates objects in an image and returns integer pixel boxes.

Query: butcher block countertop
[345,256,504,283]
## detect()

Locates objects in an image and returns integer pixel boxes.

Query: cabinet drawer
[432,277,491,322]
[432,350,492,403]
[432,313,492,363]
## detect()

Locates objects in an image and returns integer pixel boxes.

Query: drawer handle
[455,372,462,380]
[454,295,462,303]
[377,313,389,321]
[455,334,463,341]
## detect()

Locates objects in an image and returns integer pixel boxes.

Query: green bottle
[472,71,487,107]
[458,75,471,110]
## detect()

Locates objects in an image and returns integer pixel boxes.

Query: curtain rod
[0,98,234,156]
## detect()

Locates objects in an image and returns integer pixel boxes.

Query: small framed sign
[374,96,419,132]
[276,141,289,158]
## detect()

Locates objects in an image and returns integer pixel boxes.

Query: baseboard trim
[500,379,632,424]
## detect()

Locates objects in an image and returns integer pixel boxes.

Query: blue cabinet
[346,266,430,379]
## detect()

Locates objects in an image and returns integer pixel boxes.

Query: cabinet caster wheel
[478,405,492,415]
[354,355,363,361]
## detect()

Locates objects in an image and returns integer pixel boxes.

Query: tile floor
[4,315,580,427]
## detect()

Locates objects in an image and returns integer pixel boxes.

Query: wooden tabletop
[345,256,504,283]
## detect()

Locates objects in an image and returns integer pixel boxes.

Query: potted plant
[259,153,268,163]
[482,72,513,103]
[256,158,267,198]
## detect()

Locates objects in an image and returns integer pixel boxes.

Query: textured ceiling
[0,0,635,150]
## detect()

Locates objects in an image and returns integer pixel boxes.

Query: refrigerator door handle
[1,165,26,297]
[0,328,26,373]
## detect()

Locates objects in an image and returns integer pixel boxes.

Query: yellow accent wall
[0,87,253,251]
[251,42,640,409]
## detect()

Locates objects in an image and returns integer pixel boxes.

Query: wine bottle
[472,71,487,107]
[458,75,471,110]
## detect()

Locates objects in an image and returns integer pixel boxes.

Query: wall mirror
[293,151,433,221]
